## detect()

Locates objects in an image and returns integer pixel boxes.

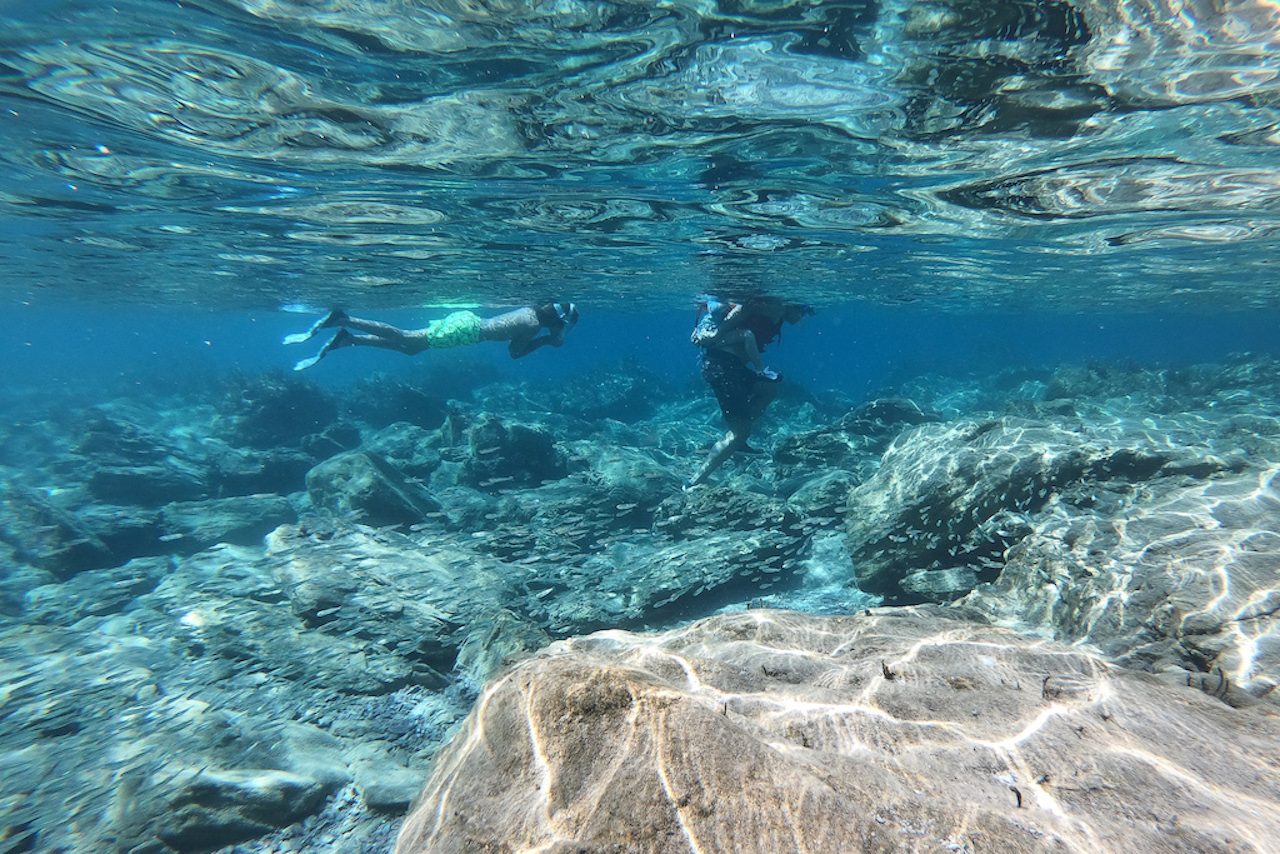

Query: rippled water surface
[3,0,1279,311]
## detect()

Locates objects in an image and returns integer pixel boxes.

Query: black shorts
[700,348,758,426]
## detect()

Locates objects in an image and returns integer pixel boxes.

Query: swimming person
[286,303,579,370]
[686,296,813,488]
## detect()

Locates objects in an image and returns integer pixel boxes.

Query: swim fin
[283,309,348,345]
[293,329,352,370]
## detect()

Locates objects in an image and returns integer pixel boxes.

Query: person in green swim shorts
[286,303,579,370]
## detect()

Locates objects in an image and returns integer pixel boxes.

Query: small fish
[158,533,185,542]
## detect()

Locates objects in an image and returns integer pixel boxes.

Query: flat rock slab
[964,465,1280,703]
[398,608,1280,854]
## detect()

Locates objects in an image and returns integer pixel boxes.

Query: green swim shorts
[425,310,483,348]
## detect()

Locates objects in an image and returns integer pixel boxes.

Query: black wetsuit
[697,309,783,425]
[700,347,760,425]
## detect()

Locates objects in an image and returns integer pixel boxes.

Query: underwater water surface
[2,0,1279,311]
[3,1,1280,853]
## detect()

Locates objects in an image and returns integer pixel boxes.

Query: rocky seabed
[1,357,1278,853]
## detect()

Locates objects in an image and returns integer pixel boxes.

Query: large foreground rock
[398,608,1280,854]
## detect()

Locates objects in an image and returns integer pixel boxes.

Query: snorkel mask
[554,302,579,330]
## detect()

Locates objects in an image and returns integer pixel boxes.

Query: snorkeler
[285,303,580,370]
[686,296,813,488]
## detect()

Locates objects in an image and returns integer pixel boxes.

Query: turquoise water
[4,1,1280,852]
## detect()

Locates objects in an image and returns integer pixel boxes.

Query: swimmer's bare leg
[339,329,430,355]
[315,315,433,355]
[686,425,752,488]
[344,318,432,355]
[685,379,779,488]
[294,326,432,369]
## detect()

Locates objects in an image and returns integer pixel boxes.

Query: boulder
[446,479,811,636]
[269,523,527,686]
[88,461,209,505]
[462,414,566,490]
[963,466,1280,705]
[220,372,339,450]
[73,411,176,465]
[161,493,296,551]
[144,539,432,695]
[361,422,444,482]
[306,452,441,527]
[78,504,166,561]
[845,417,1240,602]
[0,482,115,576]
[773,397,938,477]
[24,557,169,625]
[540,485,809,627]
[397,608,1280,854]
[784,469,858,525]
[347,740,430,812]
[347,374,450,430]
[562,440,684,506]
[160,769,331,853]
[205,440,323,497]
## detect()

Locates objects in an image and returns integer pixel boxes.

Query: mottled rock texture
[306,451,442,527]
[845,417,1243,603]
[964,465,1280,704]
[398,608,1280,854]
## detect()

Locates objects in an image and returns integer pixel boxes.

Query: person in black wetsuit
[686,296,813,488]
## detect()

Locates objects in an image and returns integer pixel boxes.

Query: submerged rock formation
[964,465,1280,704]
[306,451,441,527]
[397,608,1280,854]
[845,416,1244,603]
[6,355,1280,854]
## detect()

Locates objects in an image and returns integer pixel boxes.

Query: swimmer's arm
[693,302,745,347]
[719,302,747,327]
[508,330,563,358]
